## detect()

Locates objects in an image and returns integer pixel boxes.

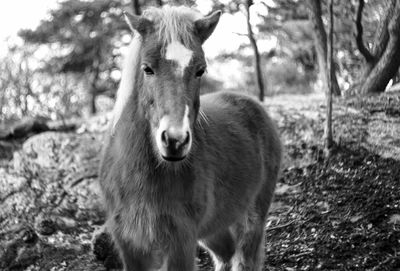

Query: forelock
[143,5,202,48]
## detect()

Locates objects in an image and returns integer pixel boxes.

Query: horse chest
[114,199,170,249]
[114,188,201,249]
[108,162,213,247]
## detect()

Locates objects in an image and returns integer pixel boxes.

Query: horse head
[123,6,220,162]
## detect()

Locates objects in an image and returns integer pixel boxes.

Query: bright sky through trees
[0,0,57,53]
[0,0,272,58]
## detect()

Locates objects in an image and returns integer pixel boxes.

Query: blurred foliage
[266,58,314,96]
[0,45,87,124]
[18,0,131,115]
[255,0,385,92]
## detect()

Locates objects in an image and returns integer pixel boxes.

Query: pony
[99,5,282,271]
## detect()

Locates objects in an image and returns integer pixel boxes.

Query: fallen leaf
[389,214,400,224]
[350,215,363,223]
[275,183,301,195]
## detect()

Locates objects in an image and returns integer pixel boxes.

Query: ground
[1,92,400,270]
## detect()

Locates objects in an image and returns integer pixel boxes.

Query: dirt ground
[1,92,400,270]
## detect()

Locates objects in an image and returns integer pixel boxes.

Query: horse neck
[116,73,152,156]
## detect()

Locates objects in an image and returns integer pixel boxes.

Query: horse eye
[195,68,206,78]
[142,64,154,75]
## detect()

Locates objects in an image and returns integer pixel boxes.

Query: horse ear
[123,11,153,36]
[194,10,221,43]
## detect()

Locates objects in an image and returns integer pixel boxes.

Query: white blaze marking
[165,41,193,72]
[156,115,170,157]
[182,105,190,132]
[168,105,190,141]
[155,105,192,158]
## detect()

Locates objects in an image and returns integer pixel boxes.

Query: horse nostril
[174,132,190,150]
[161,130,169,147]
[183,132,190,145]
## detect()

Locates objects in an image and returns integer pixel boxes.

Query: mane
[112,6,202,132]
[112,33,142,132]
[143,5,202,48]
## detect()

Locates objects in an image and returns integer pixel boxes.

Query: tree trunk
[245,0,265,102]
[356,0,400,94]
[89,58,101,115]
[392,68,400,85]
[370,0,397,59]
[307,0,341,96]
[0,117,79,140]
[360,2,400,94]
[325,0,334,151]
[89,75,98,115]
[89,92,97,114]
[132,0,141,15]
[0,87,5,117]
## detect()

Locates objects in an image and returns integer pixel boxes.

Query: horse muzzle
[160,128,191,161]
[155,109,192,162]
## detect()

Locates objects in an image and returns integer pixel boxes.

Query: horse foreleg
[199,230,236,271]
[231,216,266,271]
[113,235,159,271]
[166,229,197,271]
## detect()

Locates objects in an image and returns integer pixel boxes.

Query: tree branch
[307,0,341,96]
[325,0,334,150]
[359,0,400,94]
[371,0,397,58]
[245,0,265,101]
[355,0,374,62]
